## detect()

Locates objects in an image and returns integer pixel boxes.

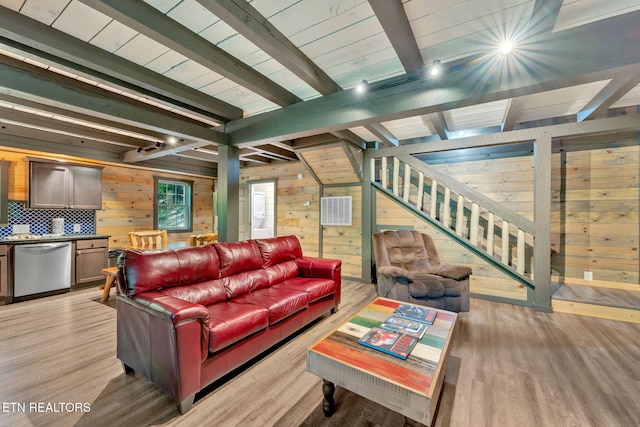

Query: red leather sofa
[115,235,341,414]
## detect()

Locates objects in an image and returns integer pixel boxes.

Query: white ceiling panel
[409,0,534,62]
[444,100,510,132]
[555,0,640,32]
[518,81,611,122]
[51,0,111,42]
[382,116,436,141]
[145,50,189,75]
[165,0,219,33]
[612,84,640,109]
[188,71,224,90]
[349,126,378,142]
[163,59,211,85]
[114,33,169,67]
[89,20,137,53]
[20,0,69,25]
[250,0,300,20]
[0,0,26,12]
[143,0,180,15]
[199,19,238,45]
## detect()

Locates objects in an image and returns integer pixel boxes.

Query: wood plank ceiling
[0,0,639,174]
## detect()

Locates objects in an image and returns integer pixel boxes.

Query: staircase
[370,154,536,291]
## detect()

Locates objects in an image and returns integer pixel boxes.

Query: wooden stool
[100,267,118,302]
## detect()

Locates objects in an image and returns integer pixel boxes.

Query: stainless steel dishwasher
[14,242,72,298]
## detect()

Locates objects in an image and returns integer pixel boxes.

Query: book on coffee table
[379,315,428,339]
[358,327,418,360]
[392,304,437,325]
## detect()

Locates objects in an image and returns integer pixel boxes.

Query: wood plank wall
[0,147,214,248]
[240,162,320,257]
[375,191,528,301]
[406,138,639,296]
[322,185,362,279]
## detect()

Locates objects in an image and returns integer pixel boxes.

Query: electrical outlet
[584,271,593,281]
[74,224,82,233]
[12,224,30,234]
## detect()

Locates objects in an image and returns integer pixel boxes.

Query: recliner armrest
[377,265,410,279]
[429,263,472,280]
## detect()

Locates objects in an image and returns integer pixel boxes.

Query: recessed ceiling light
[167,136,178,144]
[499,41,514,55]
[429,60,441,77]
[355,79,368,94]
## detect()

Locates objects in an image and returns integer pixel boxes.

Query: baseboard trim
[552,300,640,324]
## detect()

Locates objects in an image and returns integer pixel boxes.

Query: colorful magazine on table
[358,327,418,360]
[379,315,428,339]
[392,303,437,325]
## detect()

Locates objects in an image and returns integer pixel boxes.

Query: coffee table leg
[322,379,335,417]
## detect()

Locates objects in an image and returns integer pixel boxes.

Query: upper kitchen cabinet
[28,159,103,210]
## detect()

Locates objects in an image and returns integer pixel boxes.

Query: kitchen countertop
[0,234,110,244]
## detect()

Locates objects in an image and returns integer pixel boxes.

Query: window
[154,177,193,231]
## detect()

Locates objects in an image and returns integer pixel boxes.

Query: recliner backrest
[373,230,436,272]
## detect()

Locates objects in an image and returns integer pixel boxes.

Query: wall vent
[321,196,352,226]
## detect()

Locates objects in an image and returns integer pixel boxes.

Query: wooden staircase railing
[372,155,535,289]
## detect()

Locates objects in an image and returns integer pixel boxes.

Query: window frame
[153,176,193,232]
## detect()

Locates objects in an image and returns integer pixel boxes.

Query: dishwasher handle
[17,242,71,254]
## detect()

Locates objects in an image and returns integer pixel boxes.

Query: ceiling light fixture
[499,40,514,55]
[167,136,178,144]
[429,60,441,77]
[355,79,368,94]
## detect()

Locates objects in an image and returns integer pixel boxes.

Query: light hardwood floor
[1,282,639,427]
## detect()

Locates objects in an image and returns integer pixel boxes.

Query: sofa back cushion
[264,261,299,285]
[161,279,228,306]
[214,240,263,277]
[119,245,220,297]
[255,235,303,267]
[224,269,270,298]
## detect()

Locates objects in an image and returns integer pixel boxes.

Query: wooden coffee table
[307,297,458,426]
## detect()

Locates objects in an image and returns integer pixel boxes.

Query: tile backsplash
[0,201,95,238]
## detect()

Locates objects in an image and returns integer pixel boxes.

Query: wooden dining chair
[189,232,218,246]
[128,230,168,249]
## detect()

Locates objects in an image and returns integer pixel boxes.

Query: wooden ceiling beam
[0,59,226,156]
[196,0,338,95]
[226,11,640,146]
[364,123,398,147]
[0,6,240,122]
[369,0,423,72]
[77,0,300,107]
[501,97,526,132]
[577,72,640,121]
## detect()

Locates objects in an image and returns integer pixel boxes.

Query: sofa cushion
[120,250,181,297]
[255,235,303,267]
[175,246,221,283]
[264,260,299,285]
[215,240,263,277]
[232,287,309,325]
[161,279,227,307]
[207,302,270,353]
[273,277,335,303]
[224,270,270,299]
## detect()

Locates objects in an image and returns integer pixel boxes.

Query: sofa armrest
[296,256,342,307]
[117,293,210,407]
[429,264,472,281]
[132,291,210,327]
[296,256,341,280]
[119,292,210,364]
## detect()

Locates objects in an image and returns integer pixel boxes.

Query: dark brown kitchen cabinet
[29,160,103,209]
[75,239,108,284]
[0,245,7,298]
